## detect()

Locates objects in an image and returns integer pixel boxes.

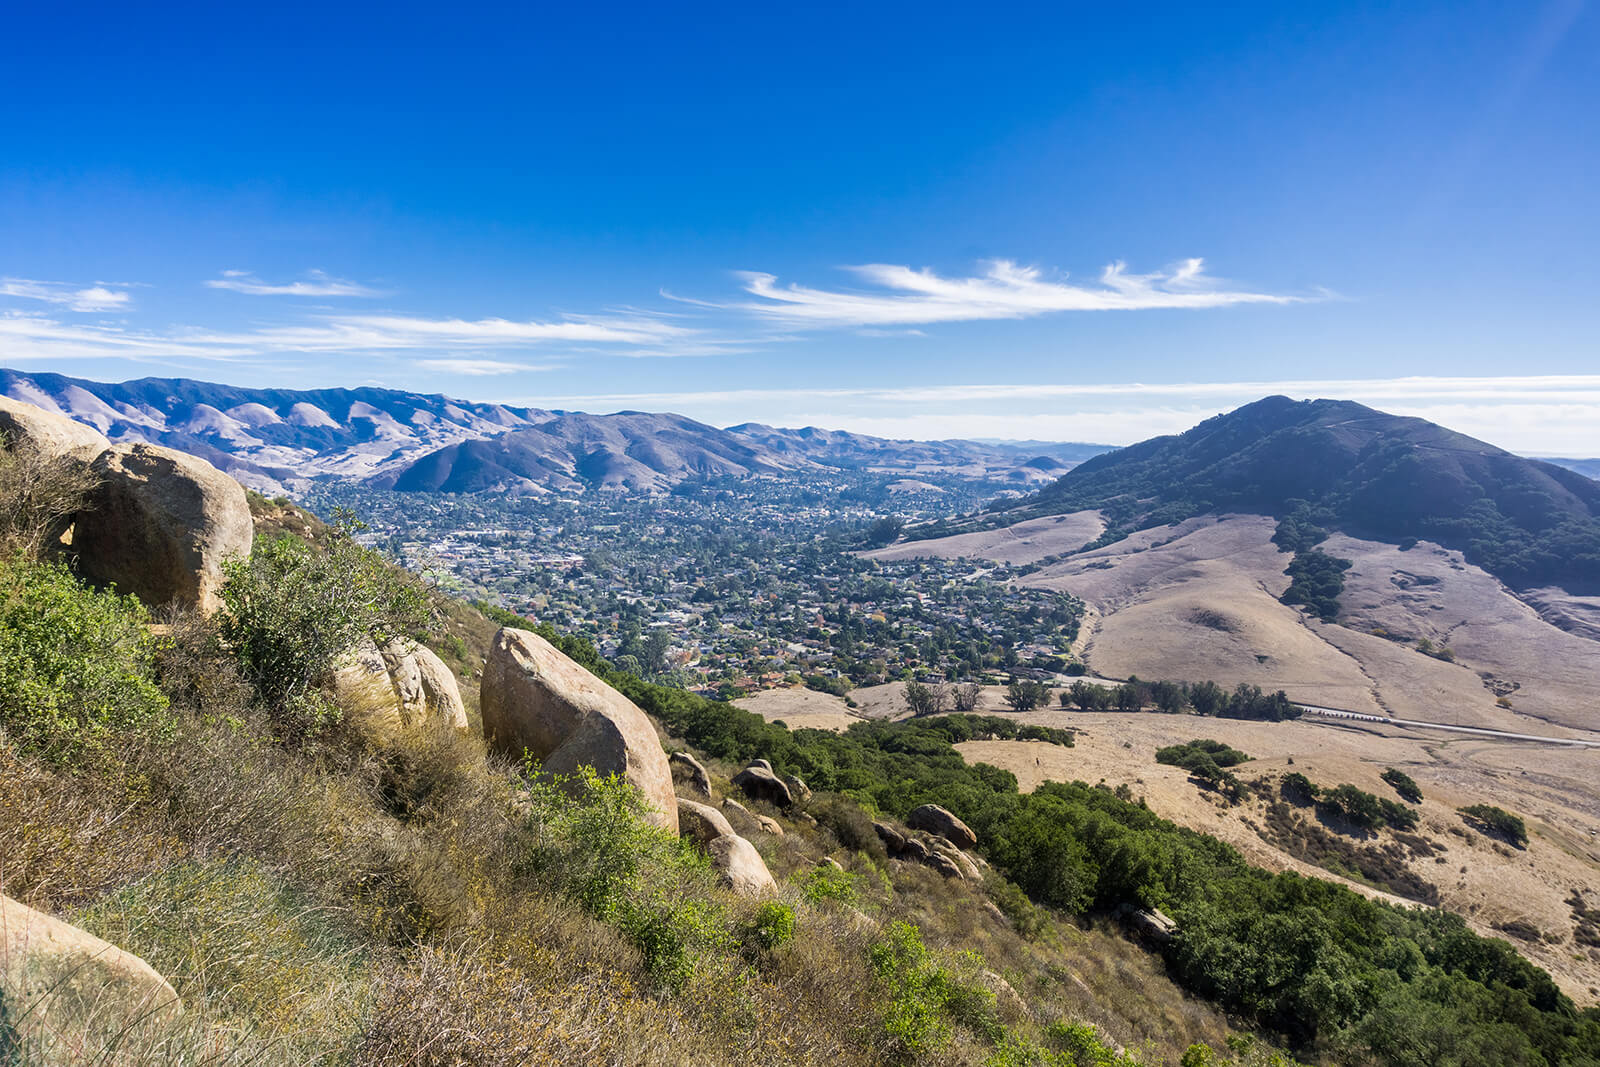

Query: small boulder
[327,637,468,733]
[407,641,470,731]
[0,395,111,460]
[1,892,182,1047]
[756,814,784,837]
[73,443,253,615]
[782,773,813,803]
[1127,907,1178,944]
[907,804,978,850]
[722,796,752,819]
[926,851,964,879]
[732,762,794,808]
[677,798,735,848]
[900,838,931,862]
[818,856,845,872]
[669,750,712,798]
[481,627,677,833]
[708,834,778,897]
[981,969,1028,1018]
[873,821,907,854]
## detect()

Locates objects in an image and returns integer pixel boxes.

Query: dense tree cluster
[1061,679,1302,721]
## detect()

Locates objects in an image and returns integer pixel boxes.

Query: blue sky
[3,1,1598,450]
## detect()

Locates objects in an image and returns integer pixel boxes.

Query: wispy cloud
[415,358,553,376]
[0,307,708,364]
[1,278,133,312]
[725,258,1307,327]
[204,269,384,297]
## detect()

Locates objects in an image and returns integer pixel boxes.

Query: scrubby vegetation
[220,510,430,738]
[0,552,172,762]
[1380,767,1423,804]
[1460,803,1530,849]
[1279,549,1352,622]
[4,478,1598,1065]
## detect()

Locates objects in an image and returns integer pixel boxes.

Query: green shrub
[1280,772,1317,805]
[801,864,859,906]
[0,553,171,760]
[1459,804,1528,848]
[748,900,797,951]
[869,922,1001,1060]
[1380,768,1423,803]
[1156,739,1250,771]
[219,512,429,736]
[516,763,731,991]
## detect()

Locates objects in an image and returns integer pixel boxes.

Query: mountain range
[0,370,1105,495]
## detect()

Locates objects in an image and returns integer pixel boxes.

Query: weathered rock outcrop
[0,396,111,459]
[73,443,253,614]
[756,814,784,837]
[782,773,812,803]
[1,892,182,1046]
[676,798,776,896]
[1124,906,1178,944]
[874,818,982,881]
[930,839,982,881]
[732,761,794,807]
[669,750,712,798]
[481,627,677,833]
[326,636,468,733]
[908,804,978,849]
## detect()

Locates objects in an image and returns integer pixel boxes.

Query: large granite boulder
[669,750,712,798]
[0,396,110,459]
[73,443,253,615]
[907,804,978,849]
[326,637,468,733]
[481,627,677,833]
[708,834,778,897]
[1,893,182,1047]
[732,761,794,808]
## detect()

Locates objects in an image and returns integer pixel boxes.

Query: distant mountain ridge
[0,369,550,492]
[0,369,1107,495]
[1001,395,1600,592]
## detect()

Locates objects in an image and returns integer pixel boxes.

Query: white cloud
[415,358,552,376]
[0,278,133,312]
[0,306,708,365]
[727,258,1306,327]
[204,269,384,297]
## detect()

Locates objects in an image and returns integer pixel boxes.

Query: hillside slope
[386,411,791,493]
[1011,395,1600,591]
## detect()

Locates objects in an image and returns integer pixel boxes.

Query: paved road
[1301,706,1600,747]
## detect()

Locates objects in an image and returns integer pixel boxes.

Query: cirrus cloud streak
[730,258,1310,327]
